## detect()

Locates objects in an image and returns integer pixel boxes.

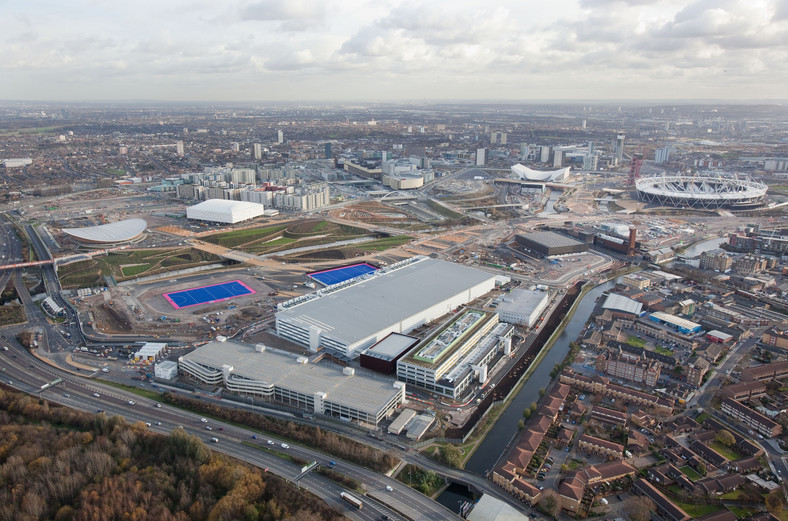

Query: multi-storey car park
[275,256,502,357]
[635,172,768,209]
[396,309,514,399]
[178,340,406,426]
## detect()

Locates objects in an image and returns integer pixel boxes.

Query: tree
[715,429,735,447]
[539,388,546,397]
[538,489,562,519]
[523,408,532,420]
[696,461,707,476]
[626,496,655,521]
[767,492,784,514]
[517,420,525,430]
[530,401,538,412]
[673,365,683,374]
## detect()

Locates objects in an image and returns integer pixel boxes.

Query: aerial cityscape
[2,2,788,521]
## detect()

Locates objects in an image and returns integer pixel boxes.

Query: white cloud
[0,0,786,100]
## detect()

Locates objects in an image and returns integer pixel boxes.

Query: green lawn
[727,506,755,519]
[674,502,723,518]
[709,441,742,461]
[679,465,702,481]
[696,412,711,424]
[357,235,412,251]
[654,346,673,356]
[121,263,151,277]
[627,336,645,348]
[720,489,746,500]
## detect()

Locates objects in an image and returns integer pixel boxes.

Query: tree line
[0,387,344,521]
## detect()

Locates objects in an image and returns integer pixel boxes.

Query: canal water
[462,280,614,476]
[680,236,726,258]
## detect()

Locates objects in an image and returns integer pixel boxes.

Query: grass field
[121,263,152,277]
[654,346,673,356]
[355,235,412,251]
[0,304,26,326]
[674,501,722,518]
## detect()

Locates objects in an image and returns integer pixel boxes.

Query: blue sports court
[308,263,378,286]
[163,280,255,309]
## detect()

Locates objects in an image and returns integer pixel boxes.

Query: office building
[476,148,486,166]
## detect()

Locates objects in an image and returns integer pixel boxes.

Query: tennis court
[308,263,378,286]
[163,280,255,309]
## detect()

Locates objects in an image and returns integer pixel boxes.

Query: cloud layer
[1,0,786,101]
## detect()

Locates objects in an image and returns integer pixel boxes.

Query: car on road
[267,440,274,445]
[93,393,100,397]
[145,422,151,427]
[200,418,208,423]
[205,426,212,431]
[210,437,218,443]
[281,443,289,449]
[251,435,258,440]
[63,393,70,398]
[155,403,162,408]
[154,422,162,426]
[128,400,135,405]
[386,485,393,492]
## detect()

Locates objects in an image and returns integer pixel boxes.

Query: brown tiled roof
[578,433,624,453]
[634,478,691,521]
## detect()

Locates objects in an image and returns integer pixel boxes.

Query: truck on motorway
[340,492,362,509]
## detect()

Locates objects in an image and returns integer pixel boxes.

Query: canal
[462,280,615,476]
[680,236,726,258]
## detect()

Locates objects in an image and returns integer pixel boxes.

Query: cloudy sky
[2,0,787,102]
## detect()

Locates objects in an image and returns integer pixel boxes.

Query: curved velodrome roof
[62,218,147,244]
[511,164,570,182]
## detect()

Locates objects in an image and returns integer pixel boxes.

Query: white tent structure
[186,199,265,224]
[511,164,570,182]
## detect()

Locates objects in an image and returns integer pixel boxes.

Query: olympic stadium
[635,173,768,209]
[61,218,147,246]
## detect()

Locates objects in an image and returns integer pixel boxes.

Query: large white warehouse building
[276,257,498,357]
[186,199,265,224]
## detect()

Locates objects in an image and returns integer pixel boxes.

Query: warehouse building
[648,312,702,334]
[495,288,550,327]
[186,199,265,224]
[178,340,406,426]
[515,231,590,257]
[276,256,498,357]
[397,309,514,399]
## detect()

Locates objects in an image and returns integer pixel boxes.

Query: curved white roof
[62,218,147,244]
[511,164,570,182]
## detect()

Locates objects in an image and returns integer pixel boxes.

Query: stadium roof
[520,231,585,248]
[62,218,147,244]
[602,293,644,315]
[182,340,402,416]
[511,164,570,182]
[277,258,496,349]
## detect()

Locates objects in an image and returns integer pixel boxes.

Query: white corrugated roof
[602,293,643,315]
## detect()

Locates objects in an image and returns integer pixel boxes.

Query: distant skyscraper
[277,130,283,144]
[324,142,332,159]
[540,146,551,163]
[655,146,672,164]
[581,119,587,130]
[254,143,262,159]
[476,148,486,166]
[490,131,507,145]
[615,134,625,164]
[553,150,564,168]
[231,142,240,152]
[176,140,184,157]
